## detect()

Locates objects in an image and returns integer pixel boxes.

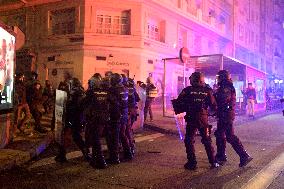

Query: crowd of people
[13,70,158,169]
[14,72,55,135]
[13,68,257,171]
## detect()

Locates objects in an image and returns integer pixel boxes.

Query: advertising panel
[0,26,15,113]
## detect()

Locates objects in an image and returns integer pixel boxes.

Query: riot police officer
[122,75,140,156]
[214,70,253,167]
[84,73,109,169]
[55,77,90,162]
[175,72,219,170]
[108,73,132,163]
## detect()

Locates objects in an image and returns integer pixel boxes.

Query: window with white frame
[96,10,130,35]
[49,7,76,35]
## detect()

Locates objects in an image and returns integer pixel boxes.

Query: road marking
[29,133,164,169]
[241,152,284,189]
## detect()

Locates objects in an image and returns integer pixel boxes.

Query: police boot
[81,148,91,162]
[210,162,220,169]
[90,155,107,169]
[55,147,67,163]
[130,146,136,156]
[107,153,120,165]
[184,161,197,170]
[239,153,253,167]
[124,149,133,161]
[215,154,227,165]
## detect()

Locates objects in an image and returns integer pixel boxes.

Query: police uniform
[126,78,140,155]
[55,78,90,162]
[108,73,132,163]
[214,70,253,167]
[84,74,109,169]
[176,72,218,170]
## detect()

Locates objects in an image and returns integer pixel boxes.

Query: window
[96,10,130,35]
[49,7,76,35]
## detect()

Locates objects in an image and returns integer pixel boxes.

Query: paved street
[0,113,284,189]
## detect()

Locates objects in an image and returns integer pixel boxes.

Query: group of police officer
[54,71,140,169]
[173,70,253,170]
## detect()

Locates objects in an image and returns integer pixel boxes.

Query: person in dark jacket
[175,72,219,170]
[42,80,55,114]
[84,73,110,169]
[29,81,47,133]
[144,76,157,121]
[55,77,90,163]
[122,75,140,156]
[214,70,253,167]
[107,73,131,164]
[14,73,31,134]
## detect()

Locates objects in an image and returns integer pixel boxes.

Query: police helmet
[121,74,128,85]
[128,78,135,87]
[71,77,81,88]
[189,72,205,86]
[105,71,113,78]
[217,70,230,82]
[88,73,102,89]
[111,73,122,86]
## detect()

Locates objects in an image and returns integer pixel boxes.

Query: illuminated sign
[0,26,15,113]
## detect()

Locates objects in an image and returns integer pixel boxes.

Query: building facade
[0,0,283,91]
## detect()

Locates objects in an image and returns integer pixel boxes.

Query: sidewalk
[144,108,283,137]
[0,114,54,171]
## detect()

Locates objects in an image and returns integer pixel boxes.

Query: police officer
[55,77,90,162]
[102,71,113,89]
[214,70,253,167]
[84,73,109,169]
[108,73,132,163]
[176,72,219,170]
[122,75,140,156]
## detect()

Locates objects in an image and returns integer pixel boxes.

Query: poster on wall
[0,26,15,113]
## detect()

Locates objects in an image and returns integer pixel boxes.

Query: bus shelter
[189,54,267,114]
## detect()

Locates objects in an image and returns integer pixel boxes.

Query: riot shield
[132,85,146,130]
[54,89,67,145]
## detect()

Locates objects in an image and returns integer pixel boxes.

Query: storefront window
[255,79,265,103]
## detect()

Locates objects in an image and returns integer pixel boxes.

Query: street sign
[179,47,190,63]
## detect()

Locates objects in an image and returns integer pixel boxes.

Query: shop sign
[55,60,74,65]
[107,60,129,67]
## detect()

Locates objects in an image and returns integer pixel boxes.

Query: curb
[0,131,54,172]
[144,110,282,136]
